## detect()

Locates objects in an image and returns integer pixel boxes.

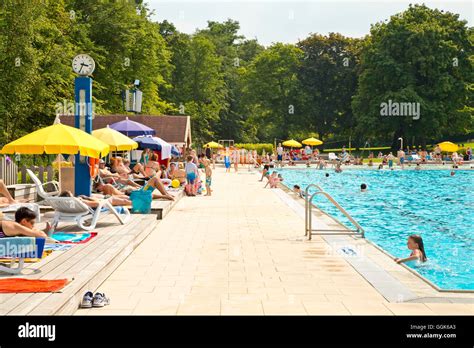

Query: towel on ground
[50,232,97,244]
[44,244,74,251]
[0,278,69,293]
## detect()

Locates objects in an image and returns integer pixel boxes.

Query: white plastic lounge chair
[0,203,41,222]
[0,237,45,274]
[26,169,60,200]
[46,196,130,231]
[328,153,338,161]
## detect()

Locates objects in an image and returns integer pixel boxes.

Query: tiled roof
[60,114,191,145]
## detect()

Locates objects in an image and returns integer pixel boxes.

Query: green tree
[240,43,304,142]
[0,0,78,142]
[352,4,473,149]
[297,33,361,142]
[69,0,173,114]
[165,33,226,143]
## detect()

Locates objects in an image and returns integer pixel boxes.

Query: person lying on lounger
[120,158,149,179]
[0,179,21,208]
[59,191,131,207]
[102,159,141,189]
[0,207,49,238]
[94,174,174,201]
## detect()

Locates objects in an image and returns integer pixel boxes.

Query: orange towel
[0,278,69,293]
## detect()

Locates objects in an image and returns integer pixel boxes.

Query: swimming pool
[278,168,474,290]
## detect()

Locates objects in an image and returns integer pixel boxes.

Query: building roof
[60,114,192,145]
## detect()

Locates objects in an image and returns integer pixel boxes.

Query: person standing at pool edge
[276,143,283,167]
[395,235,427,264]
[397,149,405,169]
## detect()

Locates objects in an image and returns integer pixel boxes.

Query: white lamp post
[398,137,403,151]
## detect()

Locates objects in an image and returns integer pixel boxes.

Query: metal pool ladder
[304,184,365,240]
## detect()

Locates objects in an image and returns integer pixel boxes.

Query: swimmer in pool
[360,183,367,192]
[395,235,427,264]
[293,184,305,198]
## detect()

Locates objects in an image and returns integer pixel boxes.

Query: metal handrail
[305,186,365,240]
[304,184,324,237]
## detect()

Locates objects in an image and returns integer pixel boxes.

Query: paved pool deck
[75,166,474,315]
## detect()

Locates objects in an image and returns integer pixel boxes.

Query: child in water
[395,235,427,264]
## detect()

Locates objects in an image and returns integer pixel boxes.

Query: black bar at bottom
[0,315,472,346]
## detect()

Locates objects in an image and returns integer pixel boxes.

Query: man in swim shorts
[199,156,213,196]
[276,143,283,167]
[185,155,199,195]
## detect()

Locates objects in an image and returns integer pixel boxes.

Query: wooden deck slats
[0,192,183,315]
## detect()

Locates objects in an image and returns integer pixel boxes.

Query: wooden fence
[0,156,18,185]
[19,165,55,185]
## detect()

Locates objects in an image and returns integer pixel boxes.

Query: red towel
[0,278,69,293]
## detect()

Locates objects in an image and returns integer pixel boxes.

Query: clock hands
[78,62,90,74]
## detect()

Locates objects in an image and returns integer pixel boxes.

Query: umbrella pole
[57,154,62,192]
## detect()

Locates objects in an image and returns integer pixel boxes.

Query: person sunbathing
[144,153,161,177]
[0,207,49,238]
[110,157,146,183]
[0,179,21,208]
[168,162,186,185]
[59,191,131,207]
[122,158,148,179]
[95,174,174,201]
[99,160,141,189]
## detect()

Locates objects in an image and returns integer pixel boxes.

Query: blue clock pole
[74,76,93,196]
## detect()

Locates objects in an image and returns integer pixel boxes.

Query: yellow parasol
[437,141,459,153]
[92,125,138,151]
[282,139,302,148]
[302,137,323,146]
[1,121,109,191]
[204,141,223,149]
[1,122,109,158]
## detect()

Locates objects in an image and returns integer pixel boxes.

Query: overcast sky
[148,0,473,46]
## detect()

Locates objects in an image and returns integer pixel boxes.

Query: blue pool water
[279,168,474,290]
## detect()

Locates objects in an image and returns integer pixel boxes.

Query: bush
[234,143,274,155]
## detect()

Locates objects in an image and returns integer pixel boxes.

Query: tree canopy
[0,2,472,148]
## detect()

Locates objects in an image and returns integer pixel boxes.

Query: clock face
[72,54,95,76]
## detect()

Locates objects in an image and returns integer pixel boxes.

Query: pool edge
[278,180,474,295]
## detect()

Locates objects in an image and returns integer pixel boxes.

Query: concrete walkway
[75,167,474,315]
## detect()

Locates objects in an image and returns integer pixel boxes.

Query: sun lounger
[0,237,45,274]
[0,203,41,222]
[26,169,60,200]
[46,196,130,231]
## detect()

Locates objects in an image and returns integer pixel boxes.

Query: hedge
[235,143,274,155]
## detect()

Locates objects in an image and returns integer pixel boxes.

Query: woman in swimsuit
[0,207,49,238]
[144,153,161,177]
